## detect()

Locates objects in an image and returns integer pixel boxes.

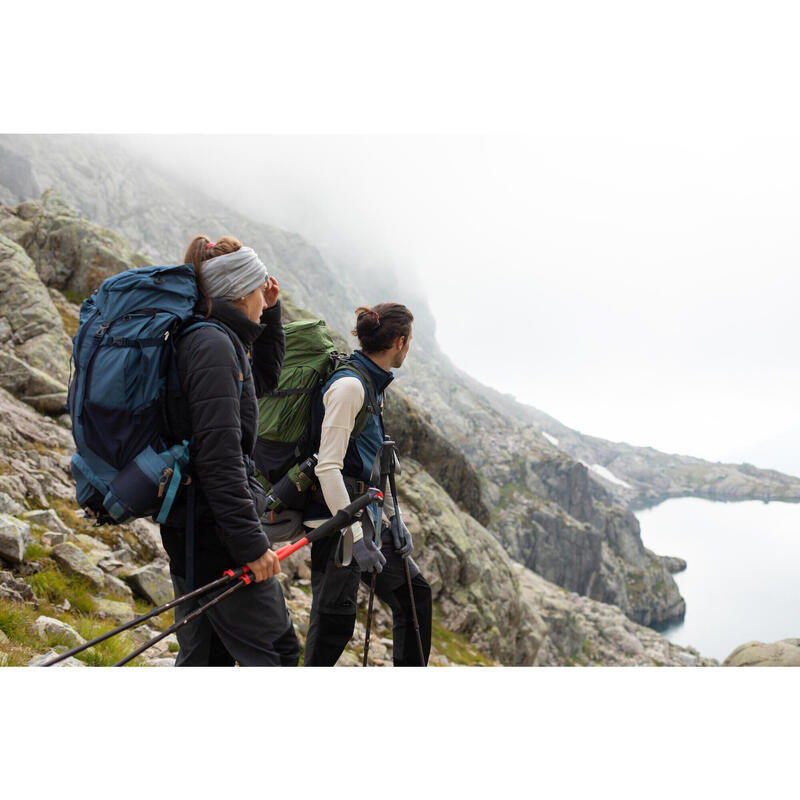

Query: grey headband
[200,246,268,300]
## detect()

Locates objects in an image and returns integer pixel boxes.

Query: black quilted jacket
[161,297,284,578]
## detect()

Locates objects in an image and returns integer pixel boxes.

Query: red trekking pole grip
[275,537,310,560]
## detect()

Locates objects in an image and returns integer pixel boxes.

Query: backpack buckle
[157,468,174,498]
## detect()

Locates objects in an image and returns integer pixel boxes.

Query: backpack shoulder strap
[178,318,247,397]
[331,358,382,439]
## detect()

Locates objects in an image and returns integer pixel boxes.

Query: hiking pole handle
[39,566,247,667]
[273,488,382,560]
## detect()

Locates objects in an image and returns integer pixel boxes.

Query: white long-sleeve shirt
[315,376,392,542]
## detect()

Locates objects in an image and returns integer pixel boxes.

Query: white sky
[8,0,800,473]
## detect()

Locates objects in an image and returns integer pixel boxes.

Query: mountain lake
[636,497,800,662]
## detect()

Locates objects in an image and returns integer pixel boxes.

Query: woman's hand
[246,548,281,582]
[263,276,280,308]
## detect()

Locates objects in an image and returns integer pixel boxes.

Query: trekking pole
[362,456,390,666]
[112,488,383,666]
[362,572,377,666]
[39,566,252,667]
[382,435,425,666]
[114,571,255,666]
[388,468,426,666]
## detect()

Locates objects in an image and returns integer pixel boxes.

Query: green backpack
[254,319,375,510]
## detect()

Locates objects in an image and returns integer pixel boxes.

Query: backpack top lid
[256,319,337,445]
[91,264,199,322]
[279,319,336,370]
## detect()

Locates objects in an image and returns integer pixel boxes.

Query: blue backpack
[68,264,227,525]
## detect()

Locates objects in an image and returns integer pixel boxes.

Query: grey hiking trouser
[170,573,300,666]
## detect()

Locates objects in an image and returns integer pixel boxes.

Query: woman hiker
[303,303,432,666]
[159,235,300,666]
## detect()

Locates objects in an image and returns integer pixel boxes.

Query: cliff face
[0,191,714,667]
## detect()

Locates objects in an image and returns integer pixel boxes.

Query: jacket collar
[195,297,265,349]
[351,350,394,394]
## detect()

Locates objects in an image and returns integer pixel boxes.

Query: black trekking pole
[362,456,390,667]
[383,435,426,666]
[362,572,377,667]
[112,488,383,666]
[39,566,252,667]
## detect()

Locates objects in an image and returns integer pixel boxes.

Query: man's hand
[246,548,281,582]
[263,276,280,308]
[352,531,386,573]
[389,515,414,558]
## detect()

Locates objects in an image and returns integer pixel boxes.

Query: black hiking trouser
[303,527,432,666]
[170,573,300,666]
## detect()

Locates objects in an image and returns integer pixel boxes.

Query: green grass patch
[28,569,69,603]
[24,543,51,561]
[72,618,142,667]
[28,569,95,614]
[0,599,40,646]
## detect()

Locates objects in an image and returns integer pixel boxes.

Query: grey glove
[390,515,413,558]
[352,532,386,573]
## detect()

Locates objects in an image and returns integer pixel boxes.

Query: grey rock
[41,531,68,547]
[142,657,176,668]
[51,542,105,589]
[92,597,135,623]
[0,233,70,394]
[723,639,800,667]
[123,563,173,606]
[0,514,29,563]
[0,491,24,515]
[97,555,126,574]
[125,518,166,561]
[33,616,86,648]
[660,555,688,574]
[28,649,85,667]
[21,509,70,534]
[73,533,110,551]
[0,190,149,296]
[0,629,8,644]
[103,572,134,600]
[0,570,35,602]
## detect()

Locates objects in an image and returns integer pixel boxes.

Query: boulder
[21,509,70,534]
[0,514,30,564]
[40,531,68,547]
[28,649,85,667]
[33,616,85,648]
[125,518,166,561]
[123,563,173,606]
[723,639,800,667]
[142,657,176,668]
[0,233,70,394]
[0,570,35,602]
[0,191,149,296]
[51,542,105,589]
[103,572,134,600]
[92,597,135,623]
[0,491,24,516]
[660,555,688,574]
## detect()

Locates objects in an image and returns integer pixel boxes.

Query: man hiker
[303,302,432,666]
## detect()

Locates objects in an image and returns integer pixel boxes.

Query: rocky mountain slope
[1,134,795,663]
[0,193,719,667]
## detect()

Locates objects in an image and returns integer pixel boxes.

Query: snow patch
[542,431,559,446]
[586,463,632,489]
